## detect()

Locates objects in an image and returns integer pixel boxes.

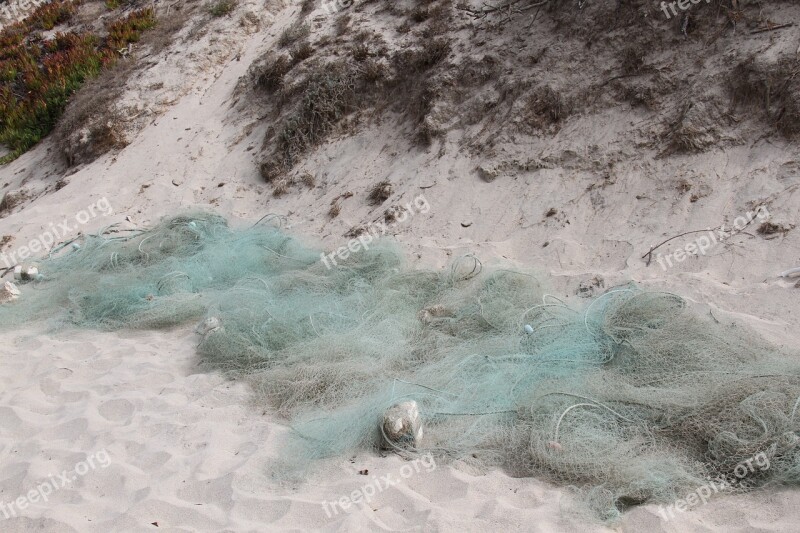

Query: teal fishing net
[2,211,799,520]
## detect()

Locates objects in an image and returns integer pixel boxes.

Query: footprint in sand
[52,367,74,379]
[98,399,136,424]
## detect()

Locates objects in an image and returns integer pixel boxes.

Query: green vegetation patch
[0,3,156,164]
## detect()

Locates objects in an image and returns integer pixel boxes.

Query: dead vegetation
[52,2,193,168]
[520,86,570,132]
[0,190,28,217]
[208,0,236,17]
[757,221,793,237]
[242,0,799,193]
[249,2,456,186]
[367,180,392,205]
[300,172,316,188]
[729,56,800,138]
[279,21,310,48]
[662,101,724,155]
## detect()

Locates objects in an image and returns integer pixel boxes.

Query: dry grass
[0,190,28,216]
[335,14,351,36]
[260,160,282,182]
[278,64,359,150]
[208,0,236,17]
[301,0,315,15]
[273,179,291,197]
[662,101,721,155]
[522,86,569,131]
[279,21,310,48]
[300,172,316,188]
[252,3,455,185]
[730,57,800,138]
[52,6,191,167]
[252,53,294,93]
[758,222,792,237]
[292,40,315,62]
[344,225,367,238]
[367,180,392,205]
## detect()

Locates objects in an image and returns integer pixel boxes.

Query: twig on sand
[643,214,761,266]
[642,229,719,266]
[750,23,793,35]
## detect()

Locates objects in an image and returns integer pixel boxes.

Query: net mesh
[1,211,799,520]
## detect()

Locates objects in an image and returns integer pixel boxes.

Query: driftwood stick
[750,23,793,35]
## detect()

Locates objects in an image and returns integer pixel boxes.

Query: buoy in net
[382,400,423,450]
[13,263,39,282]
[195,316,223,336]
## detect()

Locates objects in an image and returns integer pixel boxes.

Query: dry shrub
[273,178,291,196]
[351,42,370,61]
[547,0,662,40]
[420,2,451,37]
[367,180,392,205]
[458,55,500,87]
[390,38,452,143]
[260,160,282,182]
[290,40,315,64]
[301,0,315,14]
[360,58,390,83]
[258,36,451,180]
[344,225,367,238]
[279,21,310,48]
[757,222,792,237]
[255,10,455,182]
[270,61,361,171]
[522,86,569,131]
[410,6,430,23]
[300,172,316,187]
[56,109,128,167]
[252,53,294,93]
[729,57,800,138]
[618,83,658,110]
[663,101,721,155]
[208,0,236,17]
[620,45,645,75]
[0,190,28,216]
[353,29,371,43]
[392,38,450,72]
[51,6,190,167]
[53,59,136,166]
[335,14,351,36]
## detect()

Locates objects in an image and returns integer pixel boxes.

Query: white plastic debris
[524,324,534,334]
[780,267,800,278]
[0,281,20,303]
[13,263,39,282]
[195,316,223,336]
[382,400,423,449]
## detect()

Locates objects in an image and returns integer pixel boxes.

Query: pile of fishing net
[2,211,799,520]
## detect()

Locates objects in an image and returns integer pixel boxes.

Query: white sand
[1,0,799,530]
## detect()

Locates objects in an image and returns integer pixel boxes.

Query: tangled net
[2,212,799,520]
